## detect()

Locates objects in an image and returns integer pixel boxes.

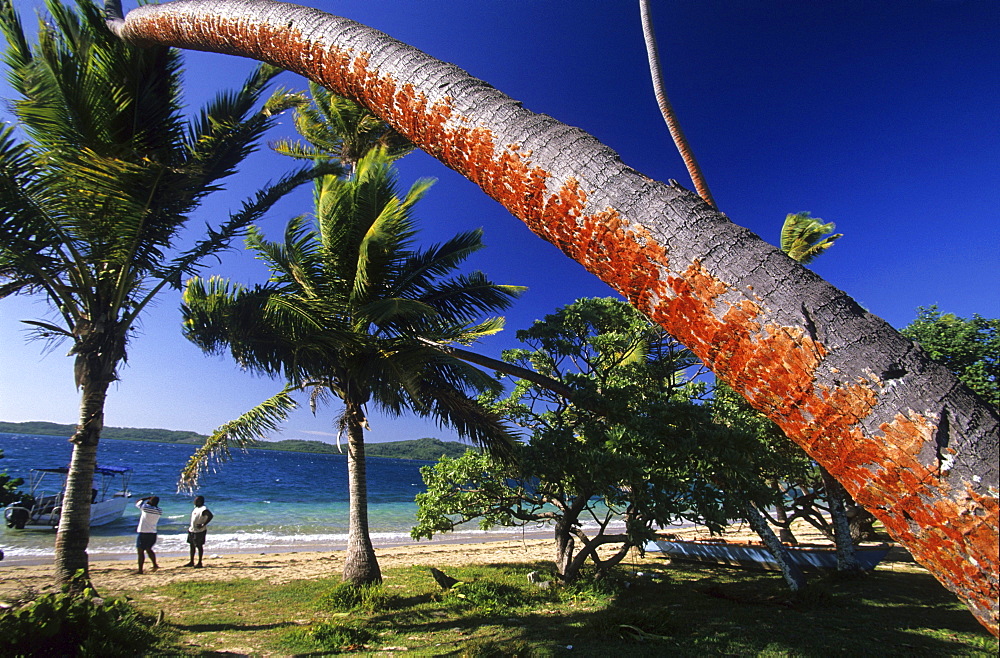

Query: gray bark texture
[105,0,999,635]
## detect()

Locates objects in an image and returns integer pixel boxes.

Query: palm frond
[178,389,298,491]
[184,62,283,190]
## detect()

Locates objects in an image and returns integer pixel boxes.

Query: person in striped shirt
[135,495,162,574]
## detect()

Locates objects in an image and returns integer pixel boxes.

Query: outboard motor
[4,505,30,529]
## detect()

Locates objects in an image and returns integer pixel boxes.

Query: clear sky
[1,1,997,445]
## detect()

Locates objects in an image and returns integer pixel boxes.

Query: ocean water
[0,432,534,564]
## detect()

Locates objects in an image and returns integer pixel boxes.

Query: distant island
[0,421,474,461]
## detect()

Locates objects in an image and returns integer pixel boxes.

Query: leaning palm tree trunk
[105,0,999,634]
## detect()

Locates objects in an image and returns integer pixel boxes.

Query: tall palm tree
[0,0,315,589]
[180,149,523,584]
[104,0,1000,633]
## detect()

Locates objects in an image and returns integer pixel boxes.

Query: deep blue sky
[1,1,997,444]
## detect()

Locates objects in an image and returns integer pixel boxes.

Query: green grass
[119,558,996,656]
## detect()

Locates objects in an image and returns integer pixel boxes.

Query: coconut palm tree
[180,148,523,584]
[0,0,316,589]
[103,0,1000,634]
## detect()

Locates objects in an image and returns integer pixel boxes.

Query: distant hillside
[253,437,473,461]
[0,421,473,461]
[0,420,205,444]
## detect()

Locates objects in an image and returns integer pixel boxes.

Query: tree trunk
[554,519,575,582]
[820,465,863,574]
[772,483,798,545]
[54,348,115,590]
[343,400,381,585]
[105,0,1000,634]
[744,503,807,592]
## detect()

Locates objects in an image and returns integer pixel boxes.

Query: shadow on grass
[368,559,995,656]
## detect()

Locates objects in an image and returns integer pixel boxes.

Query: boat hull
[5,495,131,530]
[645,538,891,572]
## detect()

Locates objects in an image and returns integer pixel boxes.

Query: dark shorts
[136,532,157,550]
[187,531,207,547]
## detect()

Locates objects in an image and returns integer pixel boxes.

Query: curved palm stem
[639,0,715,208]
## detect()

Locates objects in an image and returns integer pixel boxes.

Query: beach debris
[429,567,460,590]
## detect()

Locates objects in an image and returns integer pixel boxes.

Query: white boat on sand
[3,465,133,530]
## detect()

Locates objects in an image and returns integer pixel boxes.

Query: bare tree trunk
[820,465,863,574]
[343,401,381,585]
[744,503,807,592]
[105,0,1000,634]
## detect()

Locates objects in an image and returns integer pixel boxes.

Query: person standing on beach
[135,495,162,574]
[185,495,213,568]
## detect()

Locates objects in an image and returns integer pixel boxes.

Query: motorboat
[3,465,133,530]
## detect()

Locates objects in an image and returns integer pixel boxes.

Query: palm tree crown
[183,150,522,444]
[780,212,843,265]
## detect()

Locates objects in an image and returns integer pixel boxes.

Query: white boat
[3,465,133,530]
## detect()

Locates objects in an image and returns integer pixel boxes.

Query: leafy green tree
[0,0,312,588]
[414,298,773,583]
[180,142,522,584]
[902,306,998,411]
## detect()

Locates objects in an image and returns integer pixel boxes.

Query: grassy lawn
[114,555,997,656]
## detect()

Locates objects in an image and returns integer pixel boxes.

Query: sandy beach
[0,536,563,600]
[0,521,902,603]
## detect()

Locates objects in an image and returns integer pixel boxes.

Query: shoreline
[0,525,561,568]
[0,535,568,600]
[0,521,906,603]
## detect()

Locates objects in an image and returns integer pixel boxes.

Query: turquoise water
[0,433,535,563]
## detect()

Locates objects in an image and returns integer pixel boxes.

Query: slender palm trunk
[638,0,715,207]
[105,0,999,634]
[54,372,111,589]
[343,400,381,585]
